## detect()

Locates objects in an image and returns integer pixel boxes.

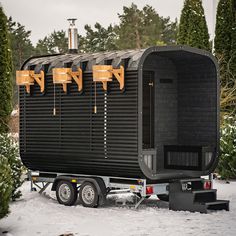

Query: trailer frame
[28,171,229,212]
[29,171,169,209]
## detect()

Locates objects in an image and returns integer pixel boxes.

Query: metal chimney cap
[67,18,77,25]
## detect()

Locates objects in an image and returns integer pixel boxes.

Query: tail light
[203,180,212,190]
[146,186,154,195]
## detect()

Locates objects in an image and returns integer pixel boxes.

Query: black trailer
[17,46,229,212]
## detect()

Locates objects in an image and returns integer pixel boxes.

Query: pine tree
[116,4,177,50]
[0,6,13,133]
[35,30,68,54]
[215,0,234,60]
[83,23,118,52]
[177,0,210,51]
[8,17,34,71]
[8,17,35,105]
[117,4,143,49]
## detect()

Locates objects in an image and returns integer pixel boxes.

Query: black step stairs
[169,178,229,213]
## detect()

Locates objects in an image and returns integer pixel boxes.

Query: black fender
[51,175,107,205]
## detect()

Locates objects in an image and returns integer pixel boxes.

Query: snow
[10,110,18,117]
[8,133,19,140]
[0,180,236,236]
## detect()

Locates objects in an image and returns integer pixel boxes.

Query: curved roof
[22,46,217,74]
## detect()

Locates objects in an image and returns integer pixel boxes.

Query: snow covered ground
[0,180,235,236]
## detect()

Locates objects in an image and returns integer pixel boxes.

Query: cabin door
[143,71,155,149]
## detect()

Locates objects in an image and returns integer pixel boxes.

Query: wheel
[157,194,169,202]
[79,181,98,208]
[56,180,78,206]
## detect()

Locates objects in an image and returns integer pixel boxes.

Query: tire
[56,180,78,206]
[79,181,99,208]
[157,194,169,202]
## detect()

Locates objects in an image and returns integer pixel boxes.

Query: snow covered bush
[218,117,236,179]
[0,155,13,219]
[0,134,23,200]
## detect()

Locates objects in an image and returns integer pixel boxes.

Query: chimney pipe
[67,18,78,53]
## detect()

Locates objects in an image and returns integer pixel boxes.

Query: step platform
[169,178,229,213]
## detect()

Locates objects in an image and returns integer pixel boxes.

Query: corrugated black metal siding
[19,70,143,178]
[177,61,217,146]
[143,56,178,170]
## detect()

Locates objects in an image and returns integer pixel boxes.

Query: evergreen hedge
[218,117,236,179]
[230,0,236,76]
[0,155,13,219]
[0,6,13,133]
[0,134,23,201]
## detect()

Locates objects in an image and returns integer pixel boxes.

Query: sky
[0,0,218,46]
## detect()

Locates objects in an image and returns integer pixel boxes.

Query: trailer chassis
[28,171,229,212]
[29,171,169,209]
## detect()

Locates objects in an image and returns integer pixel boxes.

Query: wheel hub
[82,185,95,204]
[59,184,71,202]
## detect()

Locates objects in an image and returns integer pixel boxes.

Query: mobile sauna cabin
[17,46,220,182]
